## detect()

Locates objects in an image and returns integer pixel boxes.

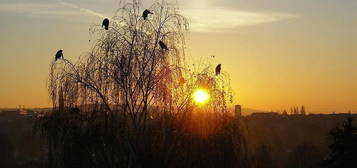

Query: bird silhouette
[55,50,63,61]
[159,41,168,50]
[102,18,109,30]
[142,9,153,20]
[215,64,221,76]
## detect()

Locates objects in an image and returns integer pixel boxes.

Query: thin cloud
[0,2,82,16]
[58,0,125,26]
[183,8,298,32]
[0,1,107,19]
[58,0,108,19]
[0,1,298,32]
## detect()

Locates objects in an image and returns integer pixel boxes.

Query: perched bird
[102,18,109,30]
[55,50,63,61]
[215,64,221,76]
[142,9,153,20]
[159,41,168,50]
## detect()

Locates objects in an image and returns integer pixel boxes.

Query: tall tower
[235,105,242,117]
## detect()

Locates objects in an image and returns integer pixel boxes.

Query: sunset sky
[0,0,356,113]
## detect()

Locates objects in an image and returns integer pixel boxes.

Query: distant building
[235,105,242,117]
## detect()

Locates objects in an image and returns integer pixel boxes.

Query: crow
[102,18,109,30]
[215,64,221,76]
[143,9,153,20]
[159,41,168,50]
[55,50,63,61]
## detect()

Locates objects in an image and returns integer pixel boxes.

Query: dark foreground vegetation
[34,109,248,168]
[1,109,357,168]
[243,112,357,168]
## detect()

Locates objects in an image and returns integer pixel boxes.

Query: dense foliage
[323,118,357,168]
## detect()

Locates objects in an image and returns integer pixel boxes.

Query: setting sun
[193,89,210,104]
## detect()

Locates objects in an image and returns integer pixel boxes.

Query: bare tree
[40,0,245,167]
[49,0,190,118]
[49,0,234,131]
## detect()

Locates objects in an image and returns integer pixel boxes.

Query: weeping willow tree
[50,0,189,116]
[37,0,248,167]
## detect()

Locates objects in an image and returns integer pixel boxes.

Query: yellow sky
[0,0,356,113]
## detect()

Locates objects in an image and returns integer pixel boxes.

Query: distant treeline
[242,113,357,168]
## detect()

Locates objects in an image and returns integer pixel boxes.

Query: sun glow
[193,89,210,104]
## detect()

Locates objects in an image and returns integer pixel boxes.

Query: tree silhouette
[322,118,357,168]
[286,143,322,168]
[0,132,16,167]
[36,0,244,168]
[251,145,276,168]
[300,106,306,115]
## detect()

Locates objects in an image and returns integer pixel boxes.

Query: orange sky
[0,0,356,113]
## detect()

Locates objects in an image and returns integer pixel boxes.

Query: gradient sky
[0,0,356,113]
